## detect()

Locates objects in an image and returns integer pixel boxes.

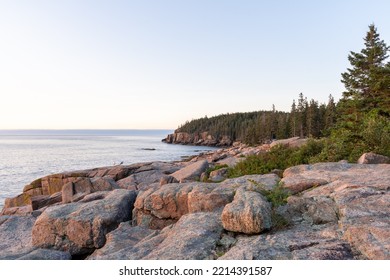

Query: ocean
[0,130,216,209]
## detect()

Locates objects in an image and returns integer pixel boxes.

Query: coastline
[0,139,389,260]
[0,131,218,209]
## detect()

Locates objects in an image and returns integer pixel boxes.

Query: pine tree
[324,94,336,132]
[297,93,308,138]
[290,100,297,137]
[341,24,390,113]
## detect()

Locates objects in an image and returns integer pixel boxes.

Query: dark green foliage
[340,24,390,118]
[203,164,229,182]
[228,139,324,178]
[176,94,331,145]
[261,185,290,208]
[314,110,390,162]
[246,179,290,230]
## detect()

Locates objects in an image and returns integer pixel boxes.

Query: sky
[0,0,389,130]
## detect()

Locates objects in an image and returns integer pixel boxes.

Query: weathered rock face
[143,212,223,260]
[281,162,390,260]
[133,174,279,229]
[221,187,272,234]
[209,167,228,182]
[171,160,209,182]
[357,152,390,164]
[159,175,179,186]
[1,161,179,213]
[116,162,180,190]
[162,132,232,147]
[87,222,156,259]
[220,224,353,260]
[89,212,223,260]
[31,192,62,210]
[32,189,136,256]
[270,137,308,149]
[133,183,232,229]
[0,248,72,260]
[62,177,119,204]
[0,215,71,260]
[0,216,36,254]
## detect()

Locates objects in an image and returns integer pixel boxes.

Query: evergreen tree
[290,100,297,137]
[341,24,390,114]
[297,93,308,138]
[324,94,336,132]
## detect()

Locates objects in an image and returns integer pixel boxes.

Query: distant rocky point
[1,139,389,260]
[162,131,233,147]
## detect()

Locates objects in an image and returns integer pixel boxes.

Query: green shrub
[202,164,229,182]
[228,139,324,178]
[246,179,290,207]
[246,179,290,231]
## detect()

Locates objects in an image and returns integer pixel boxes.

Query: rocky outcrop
[209,167,229,182]
[133,174,279,229]
[1,147,390,260]
[162,132,232,147]
[1,161,181,213]
[32,189,136,255]
[0,215,72,260]
[280,162,390,260]
[171,159,209,182]
[220,224,354,260]
[221,187,272,234]
[0,216,36,254]
[89,212,223,260]
[357,152,390,164]
[270,137,308,149]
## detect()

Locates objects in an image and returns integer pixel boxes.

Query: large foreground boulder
[32,189,136,255]
[133,174,279,229]
[221,187,272,234]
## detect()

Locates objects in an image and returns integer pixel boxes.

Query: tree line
[176,93,337,145]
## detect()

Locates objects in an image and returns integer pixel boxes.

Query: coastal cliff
[162,131,233,147]
[1,142,389,260]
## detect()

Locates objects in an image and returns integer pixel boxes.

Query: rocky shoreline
[162,131,233,146]
[1,138,389,260]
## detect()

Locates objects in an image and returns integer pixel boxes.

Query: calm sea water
[0,130,216,208]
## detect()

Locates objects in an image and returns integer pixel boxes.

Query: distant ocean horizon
[0,129,216,208]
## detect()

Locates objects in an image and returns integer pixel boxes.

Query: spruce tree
[341,24,389,113]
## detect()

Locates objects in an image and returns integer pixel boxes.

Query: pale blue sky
[0,0,389,129]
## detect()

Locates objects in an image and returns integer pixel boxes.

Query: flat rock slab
[0,215,36,255]
[220,224,353,260]
[281,162,390,259]
[171,159,209,182]
[88,222,156,259]
[32,189,136,256]
[0,248,72,260]
[89,212,223,260]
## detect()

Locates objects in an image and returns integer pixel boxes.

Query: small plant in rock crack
[247,179,290,207]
